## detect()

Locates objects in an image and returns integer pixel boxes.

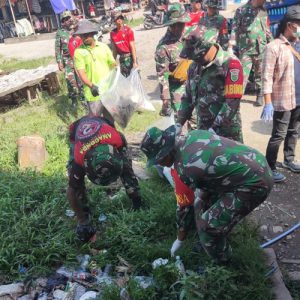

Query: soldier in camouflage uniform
[55,10,83,106]
[198,0,229,50]
[155,3,191,117]
[141,126,273,262]
[228,0,273,106]
[177,26,244,143]
[67,114,142,242]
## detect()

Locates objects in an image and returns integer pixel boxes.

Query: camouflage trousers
[193,186,271,263]
[176,205,195,233]
[118,136,141,207]
[239,52,263,96]
[63,59,84,103]
[196,102,243,143]
[169,80,186,112]
[119,54,133,78]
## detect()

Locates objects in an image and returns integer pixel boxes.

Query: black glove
[131,196,142,210]
[159,101,173,117]
[75,224,96,243]
[90,84,99,97]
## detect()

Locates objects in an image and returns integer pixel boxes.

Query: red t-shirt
[186,11,204,27]
[110,25,134,55]
[171,169,195,207]
[69,116,123,167]
[68,36,83,59]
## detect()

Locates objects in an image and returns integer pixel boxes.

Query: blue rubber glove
[261,103,274,122]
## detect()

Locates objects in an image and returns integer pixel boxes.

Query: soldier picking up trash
[141,126,273,263]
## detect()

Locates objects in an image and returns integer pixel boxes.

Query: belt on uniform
[119,53,132,58]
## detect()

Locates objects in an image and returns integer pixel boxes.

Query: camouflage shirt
[177,46,244,141]
[199,13,229,50]
[55,28,71,64]
[155,29,184,100]
[229,1,273,54]
[174,130,273,193]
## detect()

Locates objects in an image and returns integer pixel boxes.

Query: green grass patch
[124,17,144,28]
[0,91,272,299]
[0,55,54,73]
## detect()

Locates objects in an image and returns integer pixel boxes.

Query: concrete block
[17,135,47,171]
[263,248,292,300]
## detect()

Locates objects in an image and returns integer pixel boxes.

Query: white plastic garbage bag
[128,69,155,112]
[149,112,175,131]
[98,67,139,128]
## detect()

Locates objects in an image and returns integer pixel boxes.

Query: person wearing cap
[110,13,138,77]
[55,10,83,107]
[261,5,300,183]
[140,125,273,263]
[198,0,228,50]
[228,0,273,107]
[67,114,142,242]
[185,0,204,28]
[177,26,244,143]
[155,3,191,117]
[74,19,116,120]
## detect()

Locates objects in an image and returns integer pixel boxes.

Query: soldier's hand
[208,128,216,134]
[58,62,64,71]
[159,100,173,117]
[175,123,183,136]
[90,84,99,97]
[228,47,234,56]
[133,62,139,69]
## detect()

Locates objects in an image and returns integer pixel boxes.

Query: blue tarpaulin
[49,0,77,14]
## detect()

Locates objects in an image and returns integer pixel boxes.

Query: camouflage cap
[84,144,123,186]
[74,19,99,35]
[60,10,72,21]
[164,3,191,26]
[180,26,214,60]
[204,0,220,8]
[140,125,176,167]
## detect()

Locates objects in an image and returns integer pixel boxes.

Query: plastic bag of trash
[128,69,155,112]
[98,67,139,128]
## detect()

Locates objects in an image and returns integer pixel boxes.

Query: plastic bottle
[97,264,113,285]
[175,256,185,275]
[56,266,73,278]
[79,254,91,271]
[72,271,94,282]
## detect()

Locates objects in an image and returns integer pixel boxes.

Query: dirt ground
[0,3,299,279]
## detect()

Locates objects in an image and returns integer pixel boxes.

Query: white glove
[170,239,184,257]
[208,127,216,134]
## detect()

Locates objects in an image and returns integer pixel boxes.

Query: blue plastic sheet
[49,0,76,14]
